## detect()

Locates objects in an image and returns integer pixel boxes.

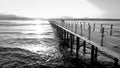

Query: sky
[0,0,119,18]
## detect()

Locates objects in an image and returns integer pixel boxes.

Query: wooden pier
[49,19,120,68]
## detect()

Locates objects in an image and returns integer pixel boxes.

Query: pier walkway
[49,19,120,68]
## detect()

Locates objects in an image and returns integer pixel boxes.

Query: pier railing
[49,19,120,68]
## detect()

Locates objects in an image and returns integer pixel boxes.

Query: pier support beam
[70,34,73,54]
[83,41,86,55]
[76,37,80,59]
[94,47,98,62]
[91,45,98,68]
[91,45,95,68]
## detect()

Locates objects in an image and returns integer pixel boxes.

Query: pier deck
[49,19,120,68]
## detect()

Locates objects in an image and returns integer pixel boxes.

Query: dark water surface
[0,20,66,68]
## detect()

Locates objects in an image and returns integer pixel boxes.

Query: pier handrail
[49,20,120,60]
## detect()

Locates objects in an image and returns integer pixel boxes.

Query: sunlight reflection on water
[0,20,58,55]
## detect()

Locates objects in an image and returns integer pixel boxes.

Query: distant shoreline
[0,14,35,20]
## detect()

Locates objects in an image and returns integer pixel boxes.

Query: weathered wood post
[80,23,83,36]
[100,24,103,33]
[76,37,80,59]
[70,34,73,54]
[91,45,95,68]
[110,24,113,36]
[88,23,90,30]
[87,24,96,68]
[74,22,75,32]
[83,41,86,55]
[88,24,91,40]
[75,22,77,33]
[101,27,104,46]
[93,23,95,32]
[72,23,74,32]
[94,47,98,62]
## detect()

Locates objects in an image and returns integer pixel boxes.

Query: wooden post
[83,41,86,55]
[69,22,70,30]
[73,22,75,32]
[93,23,95,32]
[101,27,104,46]
[66,32,69,48]
[94,47,98,62]
[75,23,77,33]
[100,24,103,33]
[70,34,73,54]
[84,22,85,29]
[91,45,95,68]
[76,37,80,59]
[88,23,90,30]
[110,24,113,36]
[80,23,83,36]
[88,24,91,40]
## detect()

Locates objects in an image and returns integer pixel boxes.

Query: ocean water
[0,20,58,54]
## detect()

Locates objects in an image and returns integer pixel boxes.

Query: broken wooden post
[101,27,104,46]
[110,24,113,36]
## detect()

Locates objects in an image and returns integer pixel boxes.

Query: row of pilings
[49,21,119,68]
